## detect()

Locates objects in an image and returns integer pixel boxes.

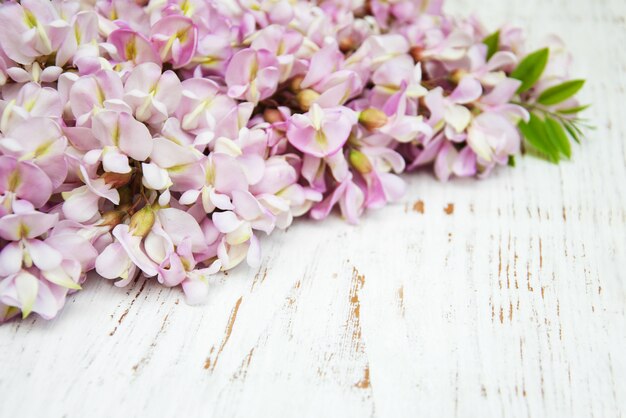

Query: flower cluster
[0,0,587,322]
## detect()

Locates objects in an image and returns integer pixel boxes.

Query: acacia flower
[150,15,198,68]
[424,77,483,141]
[62,166,120,223]
[175,78,236,134]
[310,176,365,225]
[96,207,212,294]
[0,156,52,210]
[287,103,357,158]
[0,117,68,188]
[0,82,63,130]
[225,48,280,104]
[123,62,182,126]
[86,109,153,174]
[0,0,70,65]
[108,28,161,67]
[69,69,125,126]
[0,201,96,321]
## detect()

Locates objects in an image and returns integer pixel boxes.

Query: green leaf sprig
[508,48,591,163]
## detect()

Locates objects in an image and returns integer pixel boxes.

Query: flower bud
[349,149,373,174]
[339,36,356,53]
[263,108,284,124]
[103,171,133,188]
[359,108,388,130]
[451,69,468,84]
[98,210,126,228]
[31,62,42,84]
[296,89,320,111]
[289,75,305,92]
[129,205,155,237]
[409,46,423,62]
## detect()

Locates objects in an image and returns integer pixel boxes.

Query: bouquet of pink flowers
[0,0,588,322]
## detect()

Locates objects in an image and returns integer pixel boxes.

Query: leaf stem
[512,100,581,126]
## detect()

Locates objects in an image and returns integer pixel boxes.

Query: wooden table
[1,0,625,416]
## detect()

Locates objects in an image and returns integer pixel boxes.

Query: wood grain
[1,1,625,417]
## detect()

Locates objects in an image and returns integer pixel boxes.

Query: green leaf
[519,112,560,162]
[537,80,585,106]
[545,117,572,158]
[557,104,591,115]
[510,48,550,94]
[483,30,500,60]
[563,121,582,144]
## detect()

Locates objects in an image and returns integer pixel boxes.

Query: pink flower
[95,224,153,284]
[149,136,204,192]
[478,77,529,122]
[370,58,427,107]
[0,156,52,209]
[251,156,318,228]
[87,110,153,173]
[378,86,432,143]
[181,261,221,305]
[212,209,259,259]
[424,77,483,141]
[241,0,294,26]
[95,207,215,296]
[0,117,68,188]
[310,176,365,225]
[69,69,124,126]
[287,104,357,158]
[349,145,407,209]
[465,45,518,86]
[467,112,521,166]
[0,0,70,65]
[150,15,198,68]
[108,28,161,67]
[357,34,410,70]
[215,231,261,271]
[62,166,120,223]
[419,29,474,62]
[300,150,349,193]
[0,202,96,321]
[175,78,236,134]
[55,10,99,68]
[225,48,280,104]
[0,82,63,130]
[250,25,303,82]
[431,137,478,181]
[0,202,58,243]
[123,62,182,126]
[298,43,363,107]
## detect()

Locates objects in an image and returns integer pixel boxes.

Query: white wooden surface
[1,1,625,417]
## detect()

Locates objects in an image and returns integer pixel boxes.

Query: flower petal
[24,239,63,271]
[118,112,153,161]
[15,270,39,319]
[212,211,243,234]
[0,242,23,277]
[95,242,130,280]
[157,208,207,252]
